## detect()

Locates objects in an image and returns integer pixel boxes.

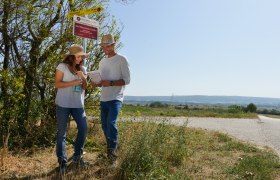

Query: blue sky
[106,0,280,98]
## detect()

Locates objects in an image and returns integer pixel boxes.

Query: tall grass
[2,117,280,179]
[116,120,190,179]
[114,119,280,179]
[226,153,280,179]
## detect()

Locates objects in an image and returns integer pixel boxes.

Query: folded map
[87,70,101,83]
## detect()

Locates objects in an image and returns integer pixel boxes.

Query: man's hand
[91,81,101,87]
[100,80,111,87]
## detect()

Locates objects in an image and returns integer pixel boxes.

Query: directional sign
[73,15,99,40]
[68,6,103,18]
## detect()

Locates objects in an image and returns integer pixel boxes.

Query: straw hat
[64,44,88,58]
[100,34,115,46]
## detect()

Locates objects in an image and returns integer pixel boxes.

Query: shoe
[58,158,67,174]
[59,162,67,174]
[107,150,118,169]
[72,157,90,168]
[107,149,117,162]
[108,160,118,169]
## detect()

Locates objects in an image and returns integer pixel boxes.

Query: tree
[149,101,168,108]
[0,0,123,148]
[246,103,257,113]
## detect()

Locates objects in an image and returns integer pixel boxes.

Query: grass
[1,116,280,179]
[263,114,280,119]
[121,104,258,118]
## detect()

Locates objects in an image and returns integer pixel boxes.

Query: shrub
[246,103,257,113]
[228,105,243,113]
[149,101,168,108]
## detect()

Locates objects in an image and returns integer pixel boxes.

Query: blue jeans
[56,105,88,162]
[100,100,122,151]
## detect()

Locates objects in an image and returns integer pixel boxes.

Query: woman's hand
[74,79,82,85]
[76,71,86,80]
[75,71,87,90]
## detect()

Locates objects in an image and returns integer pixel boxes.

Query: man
[92,34,130,166]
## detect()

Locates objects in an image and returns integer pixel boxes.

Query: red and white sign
[73,15,99,40]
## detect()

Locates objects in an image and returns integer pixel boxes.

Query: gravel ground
[126,115,280,156]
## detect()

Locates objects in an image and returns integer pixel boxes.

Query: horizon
[124,94,280,107]
[124,94,280,99]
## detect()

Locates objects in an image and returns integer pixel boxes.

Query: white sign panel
[73,15,99,40]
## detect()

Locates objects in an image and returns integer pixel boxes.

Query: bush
[228,105,243,113]
[149,101,168,108]
[246,103,257,113]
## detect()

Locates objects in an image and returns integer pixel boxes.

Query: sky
[106,0,280,98]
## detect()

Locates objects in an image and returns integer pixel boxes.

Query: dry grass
[1,118,280,179]
[1,148,57,178]
[263,114,280,119]
[0,120,115,180]
[0,145,116,179]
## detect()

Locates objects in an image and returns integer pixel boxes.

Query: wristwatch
[110,81,114,86]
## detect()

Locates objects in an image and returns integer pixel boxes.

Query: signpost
[68,6,103,52]
[68,7,103,18]
[73,15,99,40]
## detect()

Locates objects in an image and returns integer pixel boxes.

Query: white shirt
[99,54,130,102]
[55,63,87,108]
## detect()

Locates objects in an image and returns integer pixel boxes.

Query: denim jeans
[100,100,122,151]
[56,105,88,162]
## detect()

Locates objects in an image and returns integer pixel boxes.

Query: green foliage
[122,104,258,118]
[227,153,280,179]
[216,136,258,152]
[2,119,280,179]
[0,0,123,149]
[228,103,257,113]
[116,121,190,179]
[246,103,257,113]
[260,109,280,115]
[168,125,189,166]
[84,92,101,122]
[114,120,280,179]
[228,105,243,113]
[149,101,169,108]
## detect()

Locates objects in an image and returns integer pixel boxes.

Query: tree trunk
[17,43,40,135]
[0,0,11,146]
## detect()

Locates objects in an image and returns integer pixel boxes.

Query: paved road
[127,115,280,156]
[186,115,280,156]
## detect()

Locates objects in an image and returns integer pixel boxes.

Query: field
[264,114,280,119]
[1,105,280,179]
[121,104,258,118]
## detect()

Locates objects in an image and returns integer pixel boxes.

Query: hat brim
[75,52,89,57]
[64,52,89,58]
[100,42,115,46]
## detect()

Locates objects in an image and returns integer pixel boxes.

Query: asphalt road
[186,115,280,156]
[128,115,280,156]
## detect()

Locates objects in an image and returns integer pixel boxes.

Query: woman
[54,44,88,173]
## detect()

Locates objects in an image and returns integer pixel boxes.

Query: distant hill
[124,95,280,108]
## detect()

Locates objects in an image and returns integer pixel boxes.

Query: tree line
[147,101,258,113]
